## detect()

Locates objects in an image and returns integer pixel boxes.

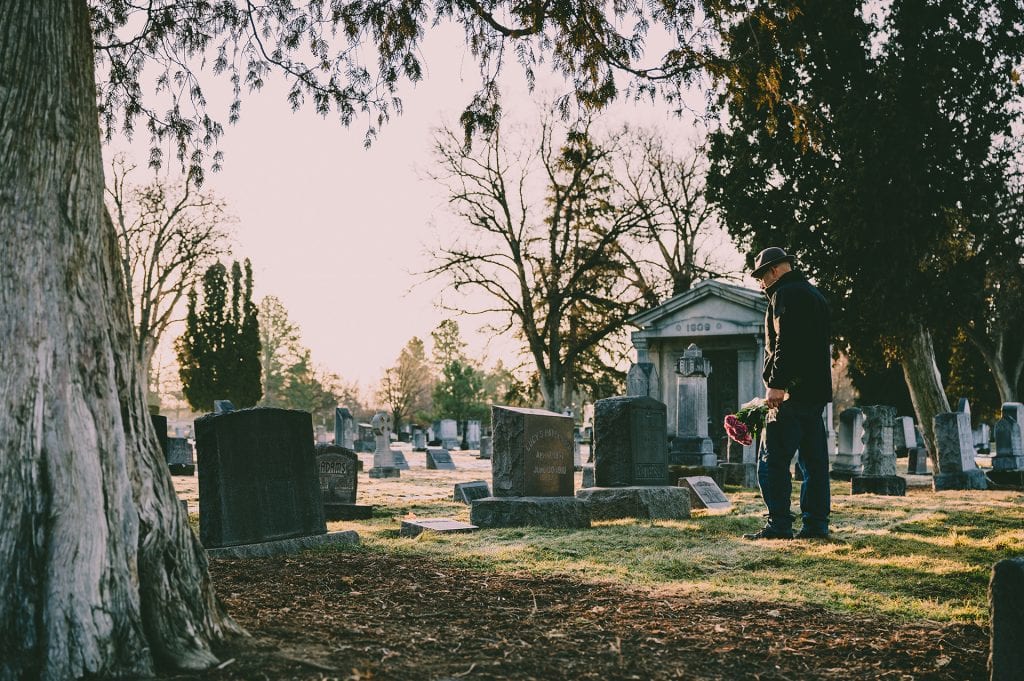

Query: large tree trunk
[966,332,1016,405]
[0,3,241,678]
[900,323,951,471]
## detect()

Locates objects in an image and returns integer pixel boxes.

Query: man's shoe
[795,528,830,539]
[743,526,793,540]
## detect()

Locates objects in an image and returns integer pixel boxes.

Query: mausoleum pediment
[629,280,765,338]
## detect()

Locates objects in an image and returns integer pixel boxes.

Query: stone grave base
[324,504,374,521]
[992,456,1024,471]
[668,464,724,488]
[851,475,907,496]
[575,486,690,521]
[400,518,478,537]
[829,466,862,481]
[206,530,360,559]
[933,469,988,491]
[719,463,757,488]
[470,496,591,529]
[369,466,401,479]
[169,464,195,476]
[986,470,1024,490]
[580,465,595,488]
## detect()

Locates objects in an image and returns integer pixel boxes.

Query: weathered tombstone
[576,396,689,520]
[974,423,991,455]
[426,447,456,470]
[831,408,865,480]
[478,435,493,460]
[670,344,717,469]
[150,413,169,462]
[894,416,915,457]
[626,362,660,399]
[677,476,732,512]
[465,420,482,450]
[470,406,589,528]
[907,447,930,475]
[453,480,491,504]
[196,408,358,556]
[368,412,401,479]
[411,427,427,452]
[166,437,195,476]
[852,405,906,496]
[316,444,372,520]
[400,518,478,537]
[334,407,356,449]
[439,419,460,450]
[988,403,1024,489]
[391,450,410,470]
[581,465,595,488]
[933,411,988,490]
[989,556,1024,681]
[356,423,375,452]
[213,400,235,414]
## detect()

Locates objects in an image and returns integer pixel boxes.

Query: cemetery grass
[169,461,1020,680]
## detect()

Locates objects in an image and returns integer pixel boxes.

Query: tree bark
[900,323,951,470]
[966,331,1016,405]
[0,2,242,678]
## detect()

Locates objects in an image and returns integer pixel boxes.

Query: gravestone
[670,344,717,468]
[831,408,865,480]
[412,427,427,452]
[721,438,758,488]
[573,428,583,470]
[907,447,930,475]
[150,413,169,462]
[213,400,235,414]
[196,408,332,550]
[426,447,456,470]
[356,423,375,453]
[988,403,1024,489]
[466,420,482,450]
[439,419,460,450]
[471,406,589,529]
[368,412,401,479]
[852,405,906,496]
[166,437,195,476]
[576,396,689,520]
[316,444,372,520]
[894,416,915,457]
[677,476,732,512]
[989,557,1024,681]
[933,411,988,490]
[626,362,660,399]
[453,480,491,504]
[400,518,478,537]
[391,450,410,470]
[581,465,595,488]
[334,407,356,449]
[957,397,971,416]
[478,435,493,460]
[974,423,992,455]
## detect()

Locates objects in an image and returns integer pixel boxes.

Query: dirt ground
[155,549,987,681]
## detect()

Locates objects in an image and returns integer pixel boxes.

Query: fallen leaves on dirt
[158,550,986,680]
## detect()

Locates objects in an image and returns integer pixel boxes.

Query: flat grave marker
[678,476,732,512]
[426,447,456,470]
[453,480,491,504]
[400,518,478,537]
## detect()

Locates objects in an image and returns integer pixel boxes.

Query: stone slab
[392,450,410,470]
[206,530,359,559]
[720,462,757,488]
[426,447,456,470]
[933,469,988,491]
[453,481,491,504]
[369,467,401,479]
[323,504,374,521]
[593,395,668,487]
[851,475,907,496]
[677,476,732,512]
[400,518,479,537]
[907,447,930,475]
[990,556,1024,681]
[575,486,690,520]
[581,465,595,488]
[668,465,724,489]
[986,470,1024,490]
[169,463,195,476]
[470,496,591,529]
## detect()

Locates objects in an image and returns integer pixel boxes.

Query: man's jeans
[758,400,830,533]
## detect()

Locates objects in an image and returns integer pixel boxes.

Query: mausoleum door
[706,349,739,456]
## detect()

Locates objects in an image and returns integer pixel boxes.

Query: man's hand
[765,387,786,409]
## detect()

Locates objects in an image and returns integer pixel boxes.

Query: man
[744,247,833,540]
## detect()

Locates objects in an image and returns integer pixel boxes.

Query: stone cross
[371,411,397,469]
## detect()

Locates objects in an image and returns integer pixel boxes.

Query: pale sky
[107,22,738,399]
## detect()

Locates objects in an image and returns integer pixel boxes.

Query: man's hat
[750,247,795,278]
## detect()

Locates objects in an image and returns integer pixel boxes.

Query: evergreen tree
[176,259,262,411]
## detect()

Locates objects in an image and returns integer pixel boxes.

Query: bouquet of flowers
[724,398,770,446]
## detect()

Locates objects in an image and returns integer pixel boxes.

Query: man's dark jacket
[763,270,832,405]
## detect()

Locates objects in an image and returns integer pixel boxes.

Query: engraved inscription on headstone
[316,446,358,505]
[492,406,574,497]
[594,396,668,487]
[524,418,574,496]
[678,475,732,511]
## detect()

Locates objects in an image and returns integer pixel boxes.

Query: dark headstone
[478,435,492,460]
[720,462,757,488]
[677,476,732,512]
[907,447,930,475]
[196,408,326,549]
[206,530,359,559]
[593,396,669,487]
[392,450,410,470]
[470,496,590,528]
[426,447,456,470]
[400,518,478,537]
[989,557,1024,681]
[334,407,355,449]
[412,428,428,451]
[167,437,195,476]
[491,406,574,497]
[151,413,169,459]
[316,443,358,505]
[581,465,595,488]
[993,402,1024,471]
[454,480,491,504]
[575,486,690,520]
